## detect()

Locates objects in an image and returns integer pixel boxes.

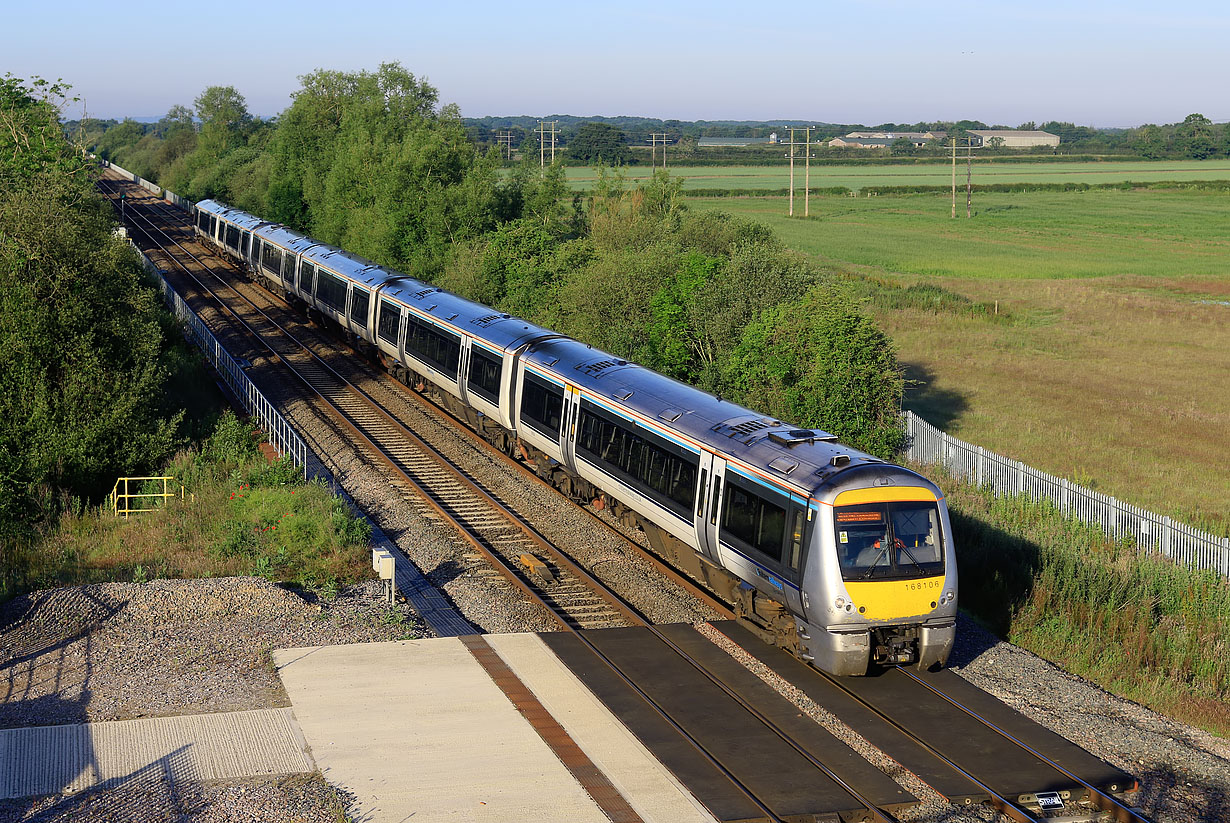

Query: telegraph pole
[951,137,957,219]
[780,127,815,217]
[950,136,976,218]
[495,131,514,160]
[648,133,669,170]
[966,138,973,218]
[537,120,557,168]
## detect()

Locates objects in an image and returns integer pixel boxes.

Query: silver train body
[193,199,958,675]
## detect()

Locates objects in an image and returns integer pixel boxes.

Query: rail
[130,244,308,479]
[903,410,1229,577]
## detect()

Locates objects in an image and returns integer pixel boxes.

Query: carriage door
[694,453,726,561]
[559,384,582,472]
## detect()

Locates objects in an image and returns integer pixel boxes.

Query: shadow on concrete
[0,743,200,822]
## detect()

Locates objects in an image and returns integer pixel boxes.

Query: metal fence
[903,411,1230,577]
[133,248,308,479]
[99,160,193,210]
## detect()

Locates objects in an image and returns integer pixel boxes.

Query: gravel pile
[0,773,353,823]
[0,577,423,727]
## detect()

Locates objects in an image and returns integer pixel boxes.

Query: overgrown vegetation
[6,412,373,601]
[930,465,1230,736]
[1,75,183,551]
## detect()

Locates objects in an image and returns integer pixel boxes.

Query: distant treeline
[461,114,1230,164]
[76,112,1230,169]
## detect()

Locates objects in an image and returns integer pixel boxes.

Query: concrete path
[275,635,716,823]
[0,707,314,799]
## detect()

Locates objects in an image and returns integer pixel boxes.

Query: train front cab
[801,478,958,676]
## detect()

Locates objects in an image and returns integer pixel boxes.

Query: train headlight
[834,596,846,610]
[943,590,954,604]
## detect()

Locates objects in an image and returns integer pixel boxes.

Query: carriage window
[520,373,563,438]
[350,288,370,324]
[240,231,250,257]
[405,315,461,378]
[468,347,503,404]
[225,224,240,249]
[315,268,348,313]
[377,299,401,344]
[261,242,283,276]
[576,400,698,519]
[298,262,315,294]
[722,477,788,564]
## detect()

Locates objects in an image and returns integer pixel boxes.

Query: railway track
[99,172,642,632]
[99,172,1154,823]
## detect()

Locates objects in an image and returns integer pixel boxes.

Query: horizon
[7,0,1229,128]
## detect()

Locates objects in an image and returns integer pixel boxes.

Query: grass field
[687,188,1230,533]
[565,160,1230,191]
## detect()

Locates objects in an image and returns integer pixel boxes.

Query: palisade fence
[133,246,308,479]
[902,411,1230,578]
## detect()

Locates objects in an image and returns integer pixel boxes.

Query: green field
[565,160,1230,191]
[687,188,1230,532]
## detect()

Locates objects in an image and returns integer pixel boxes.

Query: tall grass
[1,413,373,603]
[929,466,1230,735]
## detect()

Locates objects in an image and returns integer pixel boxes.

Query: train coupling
[871,628,918,667]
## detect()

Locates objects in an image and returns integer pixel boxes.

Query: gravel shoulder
[4,575,1228,822]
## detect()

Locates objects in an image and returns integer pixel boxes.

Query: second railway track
[99,171,1155,823]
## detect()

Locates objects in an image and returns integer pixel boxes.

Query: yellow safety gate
[110,476,187,518]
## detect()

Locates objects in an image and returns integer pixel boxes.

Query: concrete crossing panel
[0,708,313,799]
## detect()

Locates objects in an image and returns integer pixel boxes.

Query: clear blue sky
[5,0,1227,126]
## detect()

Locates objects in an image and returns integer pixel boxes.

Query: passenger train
[193,199,958,676]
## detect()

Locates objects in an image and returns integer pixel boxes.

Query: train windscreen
[834,502,943,581]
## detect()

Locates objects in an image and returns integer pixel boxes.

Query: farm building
[968,129,1059,148]
[696,135,777,147]
[829,131,945,149]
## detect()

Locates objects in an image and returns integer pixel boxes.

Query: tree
[890,137,916,156]
[1,77,181,539]
[1175,113,1215,159]
[725,285,905,458]
[0,74,89,186]
[155,104,195,136]
[194,85,252,156]
[567,122,631,165]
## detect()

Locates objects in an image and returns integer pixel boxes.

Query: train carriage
[192,198,959,677]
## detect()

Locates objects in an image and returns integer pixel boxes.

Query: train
[192,198,958,676]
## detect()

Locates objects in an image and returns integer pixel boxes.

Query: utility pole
[537,120,557,168]
[966,138,973,218]
[648,133,669,170]
[780,127,815,217]
[495,131,514,160]
[950,136,976,218]
[951,137,957,219]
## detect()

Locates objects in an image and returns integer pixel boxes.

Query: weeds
[1,412,375,604]
[925,465,1230,736]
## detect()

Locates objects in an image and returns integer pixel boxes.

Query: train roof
[302,245,393,288]
[523,337,885,498]
[387,282,561,352]
[197,199,266,231]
